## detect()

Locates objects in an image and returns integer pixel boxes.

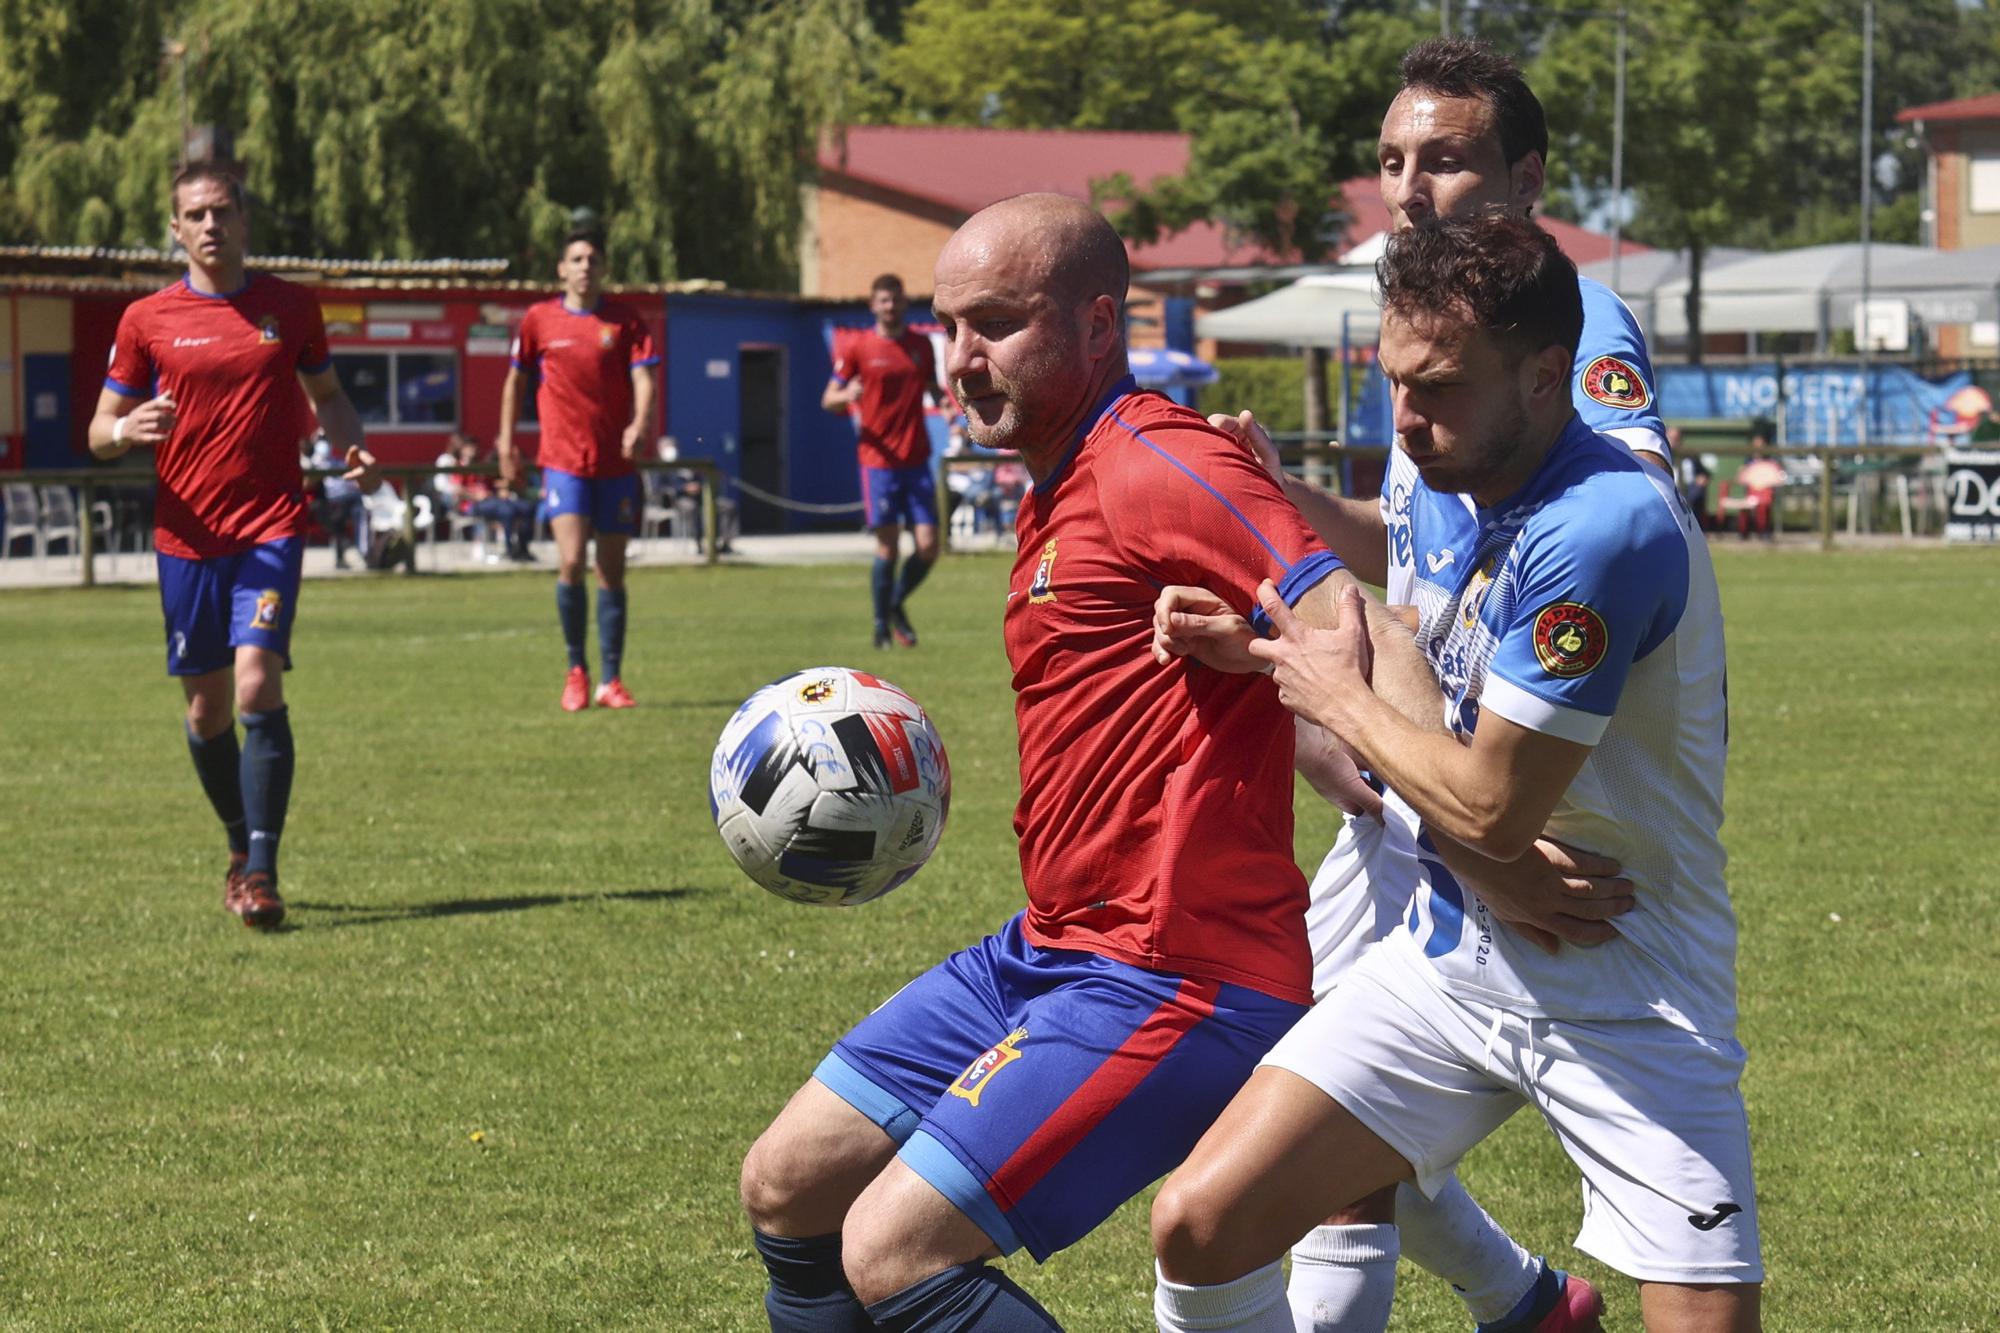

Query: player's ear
[1512,151,1545,215]
[1084,294,1119,359]
[1527,343,1570,404]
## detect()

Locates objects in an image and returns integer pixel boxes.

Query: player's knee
[738,1132,799,1231]
[837,1196,936,1308]
[1151,1172,1246,1284]
[184,690,231,736]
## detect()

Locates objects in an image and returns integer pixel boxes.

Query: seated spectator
[1722,428,1787,540]
[309,431,365,568]
[439,433,537,562]
[657,438,738,553]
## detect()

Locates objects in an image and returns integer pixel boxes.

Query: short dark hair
[1399,38,1547,167]
[870,273,905,296]
[171,163,247,215]
[1376,215,1582,365]
[563,223,606,255]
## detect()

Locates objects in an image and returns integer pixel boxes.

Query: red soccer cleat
[561,666,591,712]
[889,606,919,648]
[1535,1273,1604,1333]
[594,678,637,709]
[227,871,286,930]
[222,851,249,911]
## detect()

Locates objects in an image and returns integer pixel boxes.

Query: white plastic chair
[38,485,81,562]
[2,484,38,560]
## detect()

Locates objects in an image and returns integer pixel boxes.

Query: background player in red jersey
[86,164,377,930]
[822,273,953,649]
[496,223,660,711]
[740,195,1395,1332]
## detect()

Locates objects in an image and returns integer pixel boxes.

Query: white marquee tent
[1194,271,1380,348]
[1648,243,1930,342]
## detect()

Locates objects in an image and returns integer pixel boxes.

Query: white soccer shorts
[1304,811,1423,1003]
[1262,937,1763,1285]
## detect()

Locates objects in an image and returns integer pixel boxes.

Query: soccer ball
[709,667,951,906]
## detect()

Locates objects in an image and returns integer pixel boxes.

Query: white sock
[1155,1259,1295,1333]
[1286,1223,1400,1333]
[1395,1178,1539,1324]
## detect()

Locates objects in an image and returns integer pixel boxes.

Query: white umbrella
[1195,272,1381,348]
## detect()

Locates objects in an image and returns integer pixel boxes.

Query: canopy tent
[1577,247,1758,337]
[1194,271,1380,348]
[1649,243,1930,341]
[1128,347,1220,387]
[1823,243,2000,328]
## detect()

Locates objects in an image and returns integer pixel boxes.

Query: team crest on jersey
[1580,355,1650,410]
[1532,601,1608,677]
[949,1027,1028,1108]
[598,324,616,349]
[251,588,284,631]
[1028,539,1059,604]
[1459,555,1500,629]
[258,316,281,344]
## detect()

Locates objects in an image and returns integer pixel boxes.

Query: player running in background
[497,222,660,711]
[88,164,378,930]
[1151,217,1758,1333]
[740,194,1358,1331]
[821,273,952,649]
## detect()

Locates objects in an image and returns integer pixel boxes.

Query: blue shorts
[861,465,938,531]
[156,537,305,676]
[543,468,641,536]
[816,912,1306,1261]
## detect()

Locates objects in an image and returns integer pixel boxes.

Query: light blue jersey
[1389,417,1736,1035]
[1573,276,1669,463]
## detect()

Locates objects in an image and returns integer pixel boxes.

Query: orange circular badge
[1532,602,1608,677]
[1581,355,1651,410]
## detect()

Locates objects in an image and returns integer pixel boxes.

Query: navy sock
[865,1261,1062,1332]
[892,553,932,609]
[1477,1259,1561,1333]
[597,586,627,683]
[239,707,294,882]
[556,581,588,670]
[871,556,896,628]
[186,723,249,856]
[752,1231,871,1333]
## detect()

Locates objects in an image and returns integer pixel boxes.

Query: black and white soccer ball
[709,667,951,906]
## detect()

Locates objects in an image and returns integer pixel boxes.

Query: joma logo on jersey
[951,1027,1028,1107]
[258,316,281,343]
[1532,601,1608,677]
[1028,539,1059,604]
[251,588,284,631]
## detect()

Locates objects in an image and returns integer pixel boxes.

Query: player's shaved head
[944,193,1129,313]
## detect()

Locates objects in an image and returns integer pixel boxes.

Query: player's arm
[821,375,862,413]
[300,365,380,491]
[1254,582,1591,860]
[496,366,527,485]
[622,363,656,460]
[88,386,175,460]
[1207,410,1387,582]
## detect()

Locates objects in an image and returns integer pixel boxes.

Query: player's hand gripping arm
[88,387,176,460]
[1208,410,1389,585]
[300,365,380,492]
[1251,582,1592,862]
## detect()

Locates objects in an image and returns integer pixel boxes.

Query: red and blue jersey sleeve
[289,286,332,375]
[626,310,660,369]
[1096,397,1341,628]
[510,305,543,374]
[105,303,156,399]
[830,328,857,385]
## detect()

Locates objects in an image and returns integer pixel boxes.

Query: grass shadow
[288,886,707,929]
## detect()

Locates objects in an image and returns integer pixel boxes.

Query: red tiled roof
[818,126,1638,272]
[1897,93,2000,125]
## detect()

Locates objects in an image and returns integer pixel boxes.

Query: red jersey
[104,273,327,559]
[512,299,659,479]
[1005,380,1343,1004]
[832,325,937,470]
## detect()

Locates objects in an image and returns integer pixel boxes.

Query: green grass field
[2,545,1996,1330]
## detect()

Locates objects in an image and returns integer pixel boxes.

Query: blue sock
[1476,1259,1561,1333]
[239,707,294,882]
[893,553,932,609]
[556,581,588,670]
[752,1231,871,1333]
[596,586,627,682]
[871,556,896,628]
[186,724,249,856]
[864,1261,1062,1332]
